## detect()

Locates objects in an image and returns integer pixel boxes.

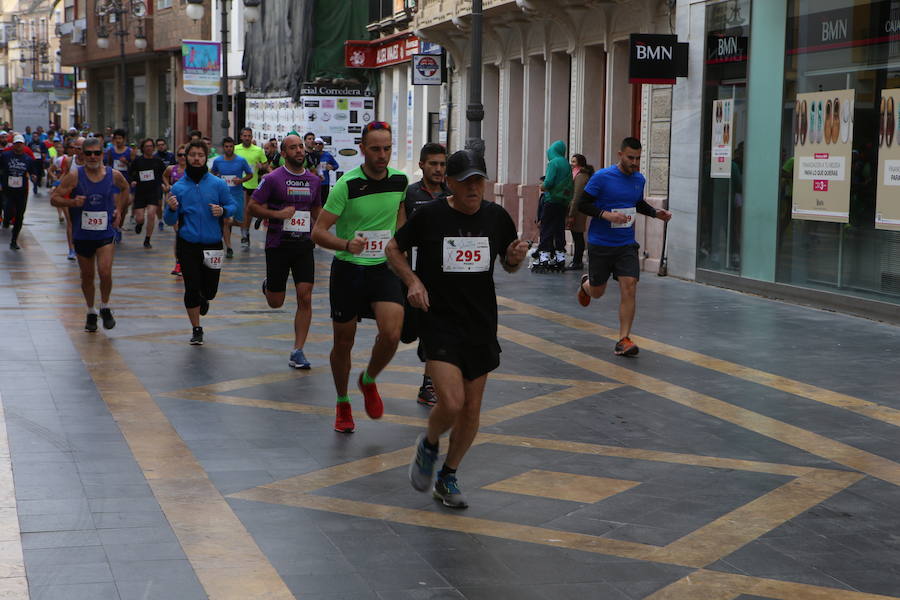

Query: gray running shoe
[409,434,438,492]
[433,474,468,509]
[99,308,116,330]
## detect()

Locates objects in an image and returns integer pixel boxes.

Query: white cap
[68,127,77,133]
[0,131,7,136]
[314,137,325,144]
[12,134,25,144]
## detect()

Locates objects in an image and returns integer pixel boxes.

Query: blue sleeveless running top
[71,167,117,241]
[105,146,132,180]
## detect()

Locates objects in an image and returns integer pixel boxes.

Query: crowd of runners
[4,119,670,509]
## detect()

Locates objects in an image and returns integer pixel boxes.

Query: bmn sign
[629,34,689,84]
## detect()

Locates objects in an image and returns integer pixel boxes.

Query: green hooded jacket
[543,140,573,205]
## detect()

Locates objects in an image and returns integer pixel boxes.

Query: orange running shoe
[358,373,384,419]
[334,402,355,433]
[614,337,639,357]
[577,274,591,307]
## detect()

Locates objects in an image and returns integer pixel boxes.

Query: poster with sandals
[791,89,855,223]
[876,89,900,231]
[710,98,733,179]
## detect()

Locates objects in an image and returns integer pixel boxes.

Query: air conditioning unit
[72,26,85,45]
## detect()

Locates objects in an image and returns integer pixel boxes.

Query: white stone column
[521,56,546,182]
[482,63,500,180]
[544,51,570,151]
[498,60,523,184]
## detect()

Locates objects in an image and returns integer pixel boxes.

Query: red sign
[813,180,829,191]
[345,33,420,69]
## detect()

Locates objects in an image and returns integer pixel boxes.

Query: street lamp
[95,0,148,132]
[16,17,50,85]
[186,0,262,141]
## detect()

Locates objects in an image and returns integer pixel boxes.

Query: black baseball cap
[446,150,487,181]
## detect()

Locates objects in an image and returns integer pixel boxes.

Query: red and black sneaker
[334,402,355,433]
[358,373,384,419]
[614,337,639,357]
[577,274,591,307]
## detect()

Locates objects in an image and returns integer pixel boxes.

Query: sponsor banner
[245,88,375,178]
[182,40,221,96]
[706,34,748,64]
[787,0,900,55]
[12,92,49,132]
[345,33,420,69]
[876,89,900,230]
[790,89,855,223]
[628,34,688,84]
[710,98,733,178]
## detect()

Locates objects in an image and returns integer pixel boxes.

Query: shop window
[778,0,900,303]
[698,0,751,273]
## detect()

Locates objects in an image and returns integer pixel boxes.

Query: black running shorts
[328,257,403,323]
[132,194,161,209]
[265,244,315,292]
[420,336,500,381]
[74,236,115,258]
[588,243,640,286]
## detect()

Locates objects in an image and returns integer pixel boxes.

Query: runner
[155,138,177,232]
[575,137,672,356]
[164,145,187,275]
[310,121,407,433]
[50,140,78,259]
[388,149,528,509]
[248,134,322,369]
[233,127,267,250]
[163,140,236,345]
[211,137,253,258]
[27,131,48,196]
[128,138,167,248]
[302,132,320,171]
[51,136,129,331]
[403,143,450,407]
[1,134,41,250]
[104,129,133,243]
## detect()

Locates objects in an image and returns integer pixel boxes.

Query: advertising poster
[790,89,855,223]
[12,92,49,132]
[876,89,900,230]
[182,40,221,96]
[246,86,375,181]
[710,98,733,178]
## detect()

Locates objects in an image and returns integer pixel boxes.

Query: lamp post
[187,0,260,143]
[465,0,484,158]
[95,0,148,133]
[17,17,49,85]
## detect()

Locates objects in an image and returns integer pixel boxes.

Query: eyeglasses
[177,153,186,157]
[83,150,102,156]
[365,121,391,132]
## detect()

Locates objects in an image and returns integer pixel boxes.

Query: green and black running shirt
[323,166,408,266]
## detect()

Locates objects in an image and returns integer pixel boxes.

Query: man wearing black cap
[387,149,529,509]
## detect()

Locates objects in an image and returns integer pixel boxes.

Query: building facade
[670,0,900,321]
[384,0,677,265]
[58,0,212,144]
[0,0,78,129]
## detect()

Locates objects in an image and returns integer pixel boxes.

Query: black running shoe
[253,217,262,230]
[199,298,209,316]
[99,308,116,330]
[9,241,20,251]
[189,327,204,345]
[85,313,98,332]
[135,222,143,235]
[143,237,152,249]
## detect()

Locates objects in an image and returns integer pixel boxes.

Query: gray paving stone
[30,582,120,600]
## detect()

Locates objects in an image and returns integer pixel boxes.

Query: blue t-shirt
[584,165,646,247]
[211,155,253,201]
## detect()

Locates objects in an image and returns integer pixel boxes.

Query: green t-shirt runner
[323,165,408,266]
[234,143,267,189]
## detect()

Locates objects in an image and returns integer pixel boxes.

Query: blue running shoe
[113,229,122,244]
[409,434,438,492]
[288,348,310,369]
[433,474,468,509]
[67,248,76,260]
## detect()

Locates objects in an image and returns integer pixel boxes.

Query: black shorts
[74,237,115,258]
[133,195,160,209]
[265,243,315,292]
[328,257,403,323]
[421,336,501,381]
[588,243,640,285]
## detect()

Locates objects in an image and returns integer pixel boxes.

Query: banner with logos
[182,40,221,96]
[876,89,900,230]
[245,86,375,181]
[12,92,49,132]
[790,89,855,223]
[412,53,444,85]
[710,98,733,178]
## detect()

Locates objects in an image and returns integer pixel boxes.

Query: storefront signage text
[345,34,420,69]
[628,34,688,84]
